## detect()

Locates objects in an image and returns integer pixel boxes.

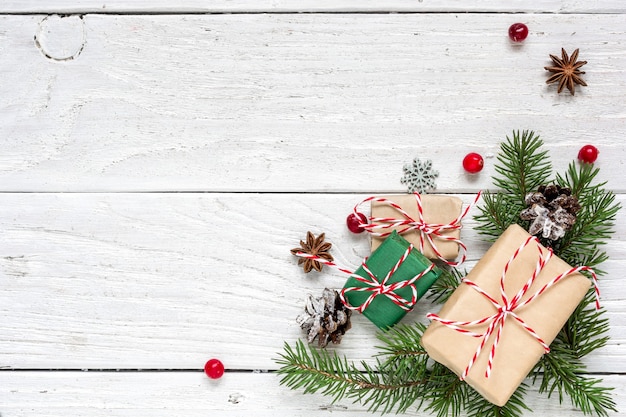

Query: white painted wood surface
[2,14,626,193]
[1,4,625,417]
[2,1,626,13]
[3,372,626,416]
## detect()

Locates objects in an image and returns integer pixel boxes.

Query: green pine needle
[475,130,552,241]
[474,191,525,241]
[275,339,430,414]
[465,383,531,417]
[534,340,617,416]
[475,130,618,417]
[427,267,465,303]
[275,324,532,417]
[423,362,474,417]
[553,162,620,264]
[493,130,552,202]
[276,131,619,417]
[559,289,611,358]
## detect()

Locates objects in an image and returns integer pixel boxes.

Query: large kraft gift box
[370,194,463,261]
[421,224,591,406]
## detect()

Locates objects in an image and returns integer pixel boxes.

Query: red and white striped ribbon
[294,246,435,313]
[427,235,600,380]
[354,192,481,267]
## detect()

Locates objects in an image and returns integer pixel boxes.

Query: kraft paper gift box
[421,224,592,406]
[370,194,463,261]
[342,230,442,330]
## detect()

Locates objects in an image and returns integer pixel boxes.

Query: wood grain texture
[1,193,624,372]
[1,14,625,192]
[1,372,625,416]
[2,1,626,13]
[1,5,626,416]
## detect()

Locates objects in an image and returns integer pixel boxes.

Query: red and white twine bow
[427,235,600,380]
[295,245,435,313]
[353,192,481,267]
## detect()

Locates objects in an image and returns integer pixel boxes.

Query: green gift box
[342,230,442,330]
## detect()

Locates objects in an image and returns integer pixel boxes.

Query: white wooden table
[1,2,625,416]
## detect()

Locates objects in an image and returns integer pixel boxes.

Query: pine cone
[520,184,581,241]
[296,288,352,348]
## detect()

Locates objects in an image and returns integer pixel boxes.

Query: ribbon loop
[427,235,600,380]
[294,244,434,313]
[354,192,481,267]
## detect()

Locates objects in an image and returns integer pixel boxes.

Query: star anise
[291,231,333,273]
[545,48,587,95]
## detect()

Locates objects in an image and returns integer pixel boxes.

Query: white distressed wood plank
[2,1,626,14]
[1,372,624,416]
[1,14,625,192]
[1,193,624,372]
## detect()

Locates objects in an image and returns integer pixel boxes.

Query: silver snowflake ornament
[400,158,438,193]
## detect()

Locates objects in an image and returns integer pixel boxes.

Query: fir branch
[493,130,552,203]
[375,324,432,412]
[277,133,619,417]
[423,362,472,417]
[427,267,464,303]
[275,339,430,414]
[377,323,430,359]
[475,131,551,240]
[557,160,603,199]
[474,192,525,241]
[473,132,617,417]
[533,340,617,416]
[554,162,620,259]
[559,289,611,358]
[275,339,363,402]
[465,383,530,417]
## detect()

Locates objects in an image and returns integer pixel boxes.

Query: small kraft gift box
[341,230,442,330]
[366,194,469,265]
[421,224,596,406]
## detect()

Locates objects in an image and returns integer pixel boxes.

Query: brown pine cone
[521,184,581,240]
[296,288,352,348]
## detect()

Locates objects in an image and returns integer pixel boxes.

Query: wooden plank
[1,371,624,416]
[2,1,626,14]
[1,193,624,371]
[1,14,625,192]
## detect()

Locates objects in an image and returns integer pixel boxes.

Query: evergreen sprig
[553,161,620,269]
[561,290,611,358]
[475,130,619,416]
[276,131,619,416]
[533,339,616,416]
[475,130,552,241]
[275,338,430,414]
[493,130,552,201]
[426,267,464,303]
[276,324,525,416]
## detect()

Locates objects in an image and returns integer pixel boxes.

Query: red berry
[578,145,599,164]
[462,153,484,174]
[204,359,224,379]
[508,23,528,42]
[346,212,368,234]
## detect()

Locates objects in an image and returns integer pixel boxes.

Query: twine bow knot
[354,192,481,266]
[427,235,600,380]
[295,243,435,313]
